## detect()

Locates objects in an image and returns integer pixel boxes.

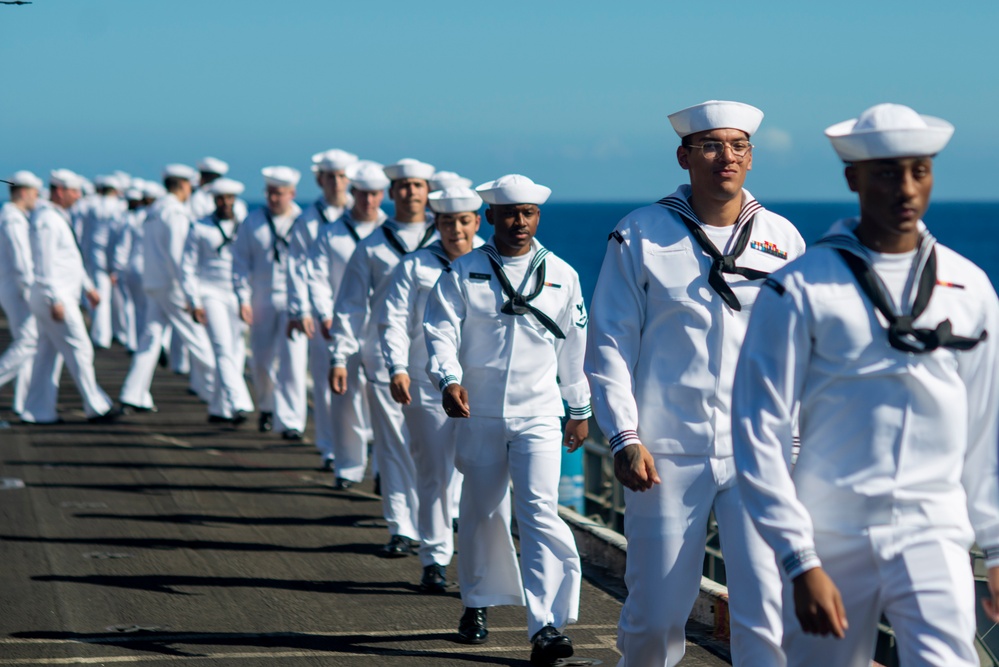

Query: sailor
[379,185,482,593]
[429,171,473,192]
[189,157,248,221]
[424,174,589,665]
[181,178,254,424]
[118,164,216,412]
[0,171,42,416]
[732,103,999,667]
[287,148,358,463]
[79,174,127,349]
[329,158,438,555]
[231,166,305,436]
[21,170,116,424]
[585,100,805,666]
[309,162,386,486]
[108,185,147,353]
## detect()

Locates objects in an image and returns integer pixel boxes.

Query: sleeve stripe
[781,549,821,578]
[608,430,641,455]
[438,375,459,392]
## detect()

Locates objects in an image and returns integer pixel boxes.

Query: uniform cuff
[983,545,999,569]
[438,375,459,392]
[608,430,641,455]
[567,404,592,420]
[389,364,408,377]
[782,549,822,579]
[331,355,347,369]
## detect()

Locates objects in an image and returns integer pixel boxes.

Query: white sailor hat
[429,171,473,191]
[311,149,358,173]
[383,158,435,182]
[124,188,144,202]
[143,181,167,199]
[197,157,229,175]
[348,162,390,191]
[208,178,245,196]
[261,165,301,188]
[80,177,95,195]
[94,174,123,190]
[49,169,85,190]
[7,170,43,190]
[428,186,483,214]
[162,163,200,182]
[475,174,552,206]
[825,103,954,163]
[668,100,764,138]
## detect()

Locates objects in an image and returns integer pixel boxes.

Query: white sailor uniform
[231,203,306,433]
[585,185,805,667]
[109,208,148,353]
[181,213,254,419]
[424,238,590,638]
[21,202,113,422]
[379,240,479,567]
[287,197,348,458]
[190,186,248,223]
[307,209,383,479]
[0,202,38,414]
[732,220,999,667]
[331,219,437,538]
[79,192,125,349]
[118,193,216,409]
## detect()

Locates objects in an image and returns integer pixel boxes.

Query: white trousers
[22,289,112,422]
[455,415,581,639]
[367,380,418,539]
[202,291,253,418]
[784,527,977,667]
[247,303,307,432]
[404,403,462,567]
[0,286,37,414]
[617,455,784,667]
[111,273,130,347]
[88,270,113,349]
[119,287,215,409]
[324,354,370,482]
[121,268,145,352]
[308,329,335,458]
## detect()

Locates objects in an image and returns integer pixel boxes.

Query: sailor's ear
[676,145,690,171]
[844,165,859,193]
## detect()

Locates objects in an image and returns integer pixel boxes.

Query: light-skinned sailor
[0,171,42,415]
[118,164,216,412]
[586,101,805,667]
[329,158,438,555]
[379,185,483,593]
[424,174,589,665]
[79,174,127,349]
[181,178,254,424]
[733,103,999,667]
[190,157,248,222]
[287,149,358,464]
[231,166,305,436]
[21,170,115,424]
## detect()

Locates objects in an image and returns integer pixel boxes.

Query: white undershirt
[354,220,378,240]
[870,248,918,312]
[501,247,538,293]
[702,223,738,254]
[395,222,427,251]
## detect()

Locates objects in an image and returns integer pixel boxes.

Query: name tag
[469,272,492,281]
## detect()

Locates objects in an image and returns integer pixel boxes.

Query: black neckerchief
[211,214,235,255]
[341,213,360,243]
[817,231,987,354]
[384,221,436,257]
[263,208,289,262]
[481,243,565,339]
[426,242,451,270]
[657,191,768,311]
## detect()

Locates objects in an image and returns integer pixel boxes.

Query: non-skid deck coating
[0,321,728,666]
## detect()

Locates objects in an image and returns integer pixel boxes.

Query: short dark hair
[164,176,187,192]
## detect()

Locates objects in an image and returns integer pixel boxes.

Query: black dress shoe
[231,411,248,426]
[530,625,573,666]
[281,429,303,441]
[120,402,157,414]
[157,349,169,368]
[258,411,273,433]
[87,410,119,424]
[420,564,447,593]
[333,477,353,490]
[381,535,413,558]
[456,607,488,645]
[208,414,232,424]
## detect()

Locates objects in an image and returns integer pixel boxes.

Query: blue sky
[1,1,996,202]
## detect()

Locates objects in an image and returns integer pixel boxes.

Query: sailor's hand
[110,273,118,286]
[286,318,304,339]
[85,288,100,308]
[192,307,207,325]
[983,566,999,623]
[389,373,412,405]
[240,304,253,325]
[320,318,333,340]
[50,301,65,323]
[301,316,315,339]
[793,567,848,639]
[329,366,348,395]
[442,384,470,418]
[613,443,660,491]
[564,418,588,453]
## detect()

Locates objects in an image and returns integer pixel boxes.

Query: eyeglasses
[686,141,754,159]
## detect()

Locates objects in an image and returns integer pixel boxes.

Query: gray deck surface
[0,323,729,666]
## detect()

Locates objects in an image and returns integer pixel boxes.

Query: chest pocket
[642,243,703,303]
[464,274,504,320]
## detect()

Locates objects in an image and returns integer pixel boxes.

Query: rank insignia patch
[750,240,788,259]
[936,280,965,289]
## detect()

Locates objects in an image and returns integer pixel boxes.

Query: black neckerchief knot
[657,193,769,311]
[263,208,289,262]
[211,214,235,255]
[818,231,987,354]
[481,244,565,339]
